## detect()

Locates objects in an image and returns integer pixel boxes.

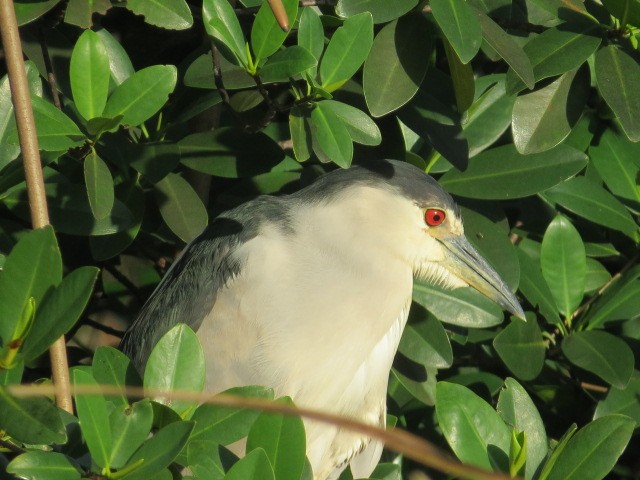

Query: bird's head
[304,159,524,319]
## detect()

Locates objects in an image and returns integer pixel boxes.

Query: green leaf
[224,448,274,480]
[602,0,640,26]
[443,38,475,113]
[144,324,205,417]
[7,451,81,480]
[120,420,194,480]
[545,415,634,480]
[595,372,640,425]
[246,397,306,480]
[4,183,134,236]
[512,67,588,154]
[562,331,634,388]
[544,177,639,240]
[363,14,432,117]
[14,0,62,26]
[84,151,114,220]
[190,386,274,446]
[259,46,317,81]
[0,388,67,444]
[537,423,578,480]
[310,102,353,167]
[96,28,135,86]
[187,440,230,479]
[109,400,154,469]
[430,0,482,64]
[251,0,298,62]
[585,257,611,293]
[320,100,381,145]
[319,12,373,91]
[126,0,193,30]
[203,0,247,66]
[497,378,548,480]
[584,279,640,329]
[103,65,177,127]
[436,381,511,469]
[516,248,561,326]
[589,128,640,207]
[8,95,85,151]
[493,313,546,380]
[0,226,61,346]
[335,0,418,23]
[440,144,588,199]
[595,45,640,142]
[540,215,585,318]
[506,23,601,94]
[72,369,112,469]
[289,105,312,162]
[64,0,111,28]
[475,10,534,89]
[92,346,140,408]
[154,173,208,243]
[298,7,324,69]
[178,129,284,178]
[398,315,453,368]
[21,266,98,362]
[128,141,181,183]
[412,283,504,328]
[70,29,110,121]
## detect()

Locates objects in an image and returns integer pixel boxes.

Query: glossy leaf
[476,10,534,89]
[440,144,588,199]
[545,415,634,480]
[413,283,504,328]
[595,372,640,424]
[109,400,154,468]
[321,100,381,145]
[203,0,247,66]
[92,346,140,408]
[0,226,61,345]
[436,381,511,469]
[120,420,194,480]
[84,151,114,220]
[224,448,274,480]
[589,128,640,207]
[126,0,193,30]
[398,316,453,369]
[154,173,208,243]
[512,67,588,154]
[493,313,546,380]
[319,12,373,91]
[602,0,640,26]
[585,257,611,293]
[363,14,432,117]
[310,102,353,167]
[7,452,81,480]
[72,369,112,469]
[540,215,586,318]
[103,65,177,127]
[178,129,284,178]
[289,105,312,162]
[187,440,230,479]
[64,0,111,28]
[144,323,205,417]
[595,45,640,142]
[430,0,481,64]
[70,29,110,120]
[128,141,181,183]
[497,378,548,480]
[506,23,601,94]
[516,248,562,326]
[544,177,639,240]
[298,7,324,66]
[96,28,134,86]
[0,388,66,445]
[335,0,418,23]
[562,331,634,388]
[14,0,62,26]
[584,279,640,329]
[247,397,306,480]
[21,266,98,361]
[259,46,317,81]
[443,38,475,113]
[251,0,298,62]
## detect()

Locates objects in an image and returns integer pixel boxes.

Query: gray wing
[119,196,291,373]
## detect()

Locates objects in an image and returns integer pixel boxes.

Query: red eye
[425,209,446,226]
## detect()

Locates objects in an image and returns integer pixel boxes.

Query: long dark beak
[440,235,525,320]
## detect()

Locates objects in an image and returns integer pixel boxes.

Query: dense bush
[0,0,639,479]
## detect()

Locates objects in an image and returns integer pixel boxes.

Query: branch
[0,0,73,414]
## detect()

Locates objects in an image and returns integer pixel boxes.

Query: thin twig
[38,27,61,110]
[102,263,145,304]
[0,437,25,454]
[580,382,608,394]
[210,41,231,106]
[0,0,73,414]
[8,383,520,480]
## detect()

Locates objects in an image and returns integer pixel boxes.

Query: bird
[120,159,524,480]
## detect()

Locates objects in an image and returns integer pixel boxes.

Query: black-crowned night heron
[121,159,523,479]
